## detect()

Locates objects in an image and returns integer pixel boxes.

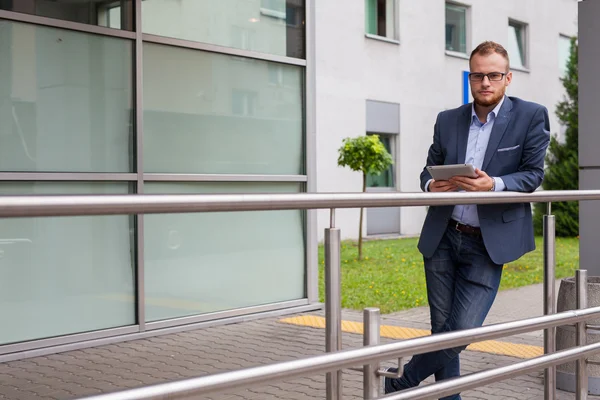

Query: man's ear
[505,71,513,87]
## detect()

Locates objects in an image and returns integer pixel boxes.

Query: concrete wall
[314,0,579,241]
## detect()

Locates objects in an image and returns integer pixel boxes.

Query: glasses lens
[488,73,503,81]
[469,73,484,81]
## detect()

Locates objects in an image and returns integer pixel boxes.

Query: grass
[317,236,579,314]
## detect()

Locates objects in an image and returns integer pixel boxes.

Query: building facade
[0,0,317,359]
[0,0,578,358]
[316,0,579,240]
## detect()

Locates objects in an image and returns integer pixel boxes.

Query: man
[384,41,550,399]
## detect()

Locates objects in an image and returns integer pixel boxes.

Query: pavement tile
[1,281,599,399]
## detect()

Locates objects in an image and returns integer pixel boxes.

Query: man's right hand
[429,179,458,192]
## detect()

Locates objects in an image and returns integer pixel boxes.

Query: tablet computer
[426,164,478,181]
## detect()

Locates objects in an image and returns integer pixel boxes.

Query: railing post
[576,269,588,400]
[363,308,380,399]
[544,202,556,400]
[325,209,342,400]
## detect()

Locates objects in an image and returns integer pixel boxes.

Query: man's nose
[481,76,492,86]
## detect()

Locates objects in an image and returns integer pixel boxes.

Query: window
[143,182,305,322]
[559,34,573,78]
[0,182,135,345]
[142,0,305,59]
[366,134,394,188]
[0,21,133,173]
[143,43,304,175]
[508,20,528,69]
[1,0,133,30]
[365,0,397,40]
[445,3,467,54]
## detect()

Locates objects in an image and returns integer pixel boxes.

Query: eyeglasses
[468,72,506,82]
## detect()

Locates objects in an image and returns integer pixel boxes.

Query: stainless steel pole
[544,204,556,400]
[363,308,380,399]
[577,269,588,400]
[325,209,342,400]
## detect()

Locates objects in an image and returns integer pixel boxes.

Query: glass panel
[385,0,396,39]
[143,42,304,175]
[558,35,572,78]
[366,135,394,188]
[445,4,466,53]
[144,182,306,322]
[365,0,377,35]
[0,182,135,345]
[0,0,133,31]
[0,21,133,173]
[508,23,526,68]
[142,0,305,59]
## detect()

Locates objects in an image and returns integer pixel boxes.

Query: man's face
[469,53,512,107]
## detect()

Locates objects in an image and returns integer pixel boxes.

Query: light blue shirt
[426,97,506,227]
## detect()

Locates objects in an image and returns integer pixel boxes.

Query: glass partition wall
[0,0,311,353]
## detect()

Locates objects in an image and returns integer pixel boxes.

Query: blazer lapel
[482,96,513,170]
[456,106,471,164]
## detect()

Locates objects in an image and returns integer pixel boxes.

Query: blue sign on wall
[462,70,469,104]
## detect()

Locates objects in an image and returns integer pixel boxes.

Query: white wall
[314,0,578,241]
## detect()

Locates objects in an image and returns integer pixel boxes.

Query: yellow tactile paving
[279,315,543,359]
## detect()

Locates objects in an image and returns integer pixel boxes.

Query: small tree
[337,135,393,260]
[534,36,579,236]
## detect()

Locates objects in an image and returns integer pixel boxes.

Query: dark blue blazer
[417,96,551,265]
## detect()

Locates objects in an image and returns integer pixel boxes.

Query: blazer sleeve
[420,112,444,192]
[500,106,551,193]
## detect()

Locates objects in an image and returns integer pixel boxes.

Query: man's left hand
[449,168,494,192]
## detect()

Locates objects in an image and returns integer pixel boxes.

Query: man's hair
[470,41,510,70]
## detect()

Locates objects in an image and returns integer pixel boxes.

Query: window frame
[365,0,399,44]
[508,19,529,71]
[445,1,470,58]
[558,33,574,79]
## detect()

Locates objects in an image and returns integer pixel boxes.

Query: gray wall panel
[366,100,399,134]
[579,169,600,276]
[578,0,600,167]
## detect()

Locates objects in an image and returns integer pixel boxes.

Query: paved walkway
[0,280,596,400]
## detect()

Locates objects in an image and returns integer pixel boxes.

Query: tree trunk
[358,174,367,260]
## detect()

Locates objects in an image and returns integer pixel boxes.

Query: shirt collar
[471,95,505,123]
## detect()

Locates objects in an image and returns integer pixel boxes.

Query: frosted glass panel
[143,43,304,175]
[144,182,306,322]
[0,0,133,30]
[142,0,305,59]
[558,35,572,78]
[0,21,133,172]
[0,182,135,345]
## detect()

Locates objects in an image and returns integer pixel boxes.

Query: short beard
[474,89,505,108]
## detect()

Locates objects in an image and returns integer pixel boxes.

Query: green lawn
[317,236,579,314]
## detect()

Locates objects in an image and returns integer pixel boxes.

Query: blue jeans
[385,224,503,399]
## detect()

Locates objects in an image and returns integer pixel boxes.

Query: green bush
[534,36,579,237]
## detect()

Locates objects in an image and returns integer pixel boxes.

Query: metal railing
[74,302,600,400]
[1,190,599,399]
